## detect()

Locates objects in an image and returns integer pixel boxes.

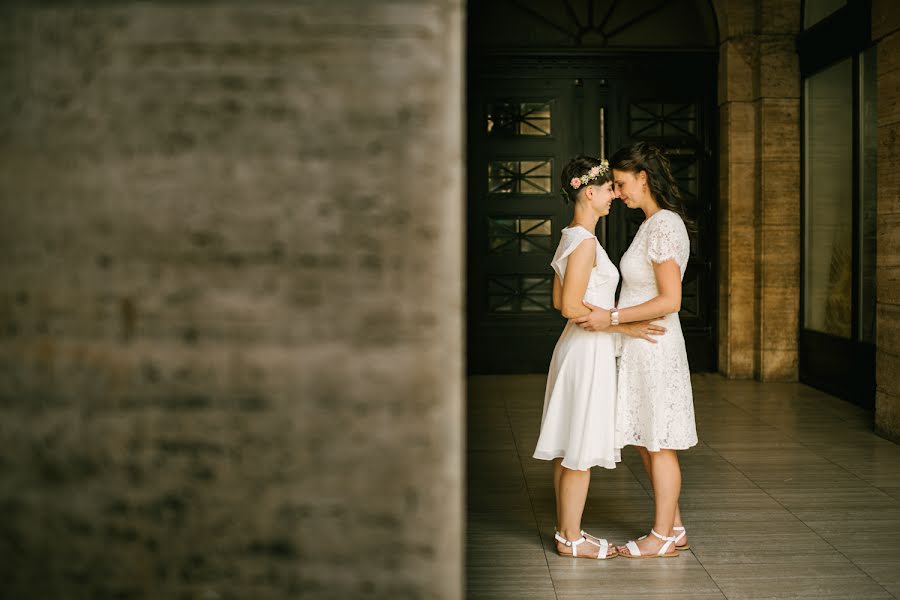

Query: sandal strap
[650,529,678,541]
[650,529,678,555]
[553,532,570,546]
[580,534,611,558]
[554,532,588,556]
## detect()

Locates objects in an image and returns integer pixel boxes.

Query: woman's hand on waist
[571,301,612,331]
[611,319,667,343]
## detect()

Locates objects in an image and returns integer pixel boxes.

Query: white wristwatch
[610,308,620,326]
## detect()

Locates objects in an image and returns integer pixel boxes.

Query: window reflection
[804,58,853,338]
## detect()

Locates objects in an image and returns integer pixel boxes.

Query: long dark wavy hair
[609,142,697,234]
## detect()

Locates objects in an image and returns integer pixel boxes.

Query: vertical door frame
[797,0,876,407]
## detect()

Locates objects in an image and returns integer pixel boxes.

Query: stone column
[754,0,801,381]
[715,0,759,378]
[873,0,900,441]
[0,2,465,598]
[713,0,802,381]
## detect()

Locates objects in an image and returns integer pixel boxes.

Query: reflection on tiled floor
[466,374,900,600]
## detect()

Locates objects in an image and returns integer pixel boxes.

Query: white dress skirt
[615,209,698,452]
[532,225,622,471]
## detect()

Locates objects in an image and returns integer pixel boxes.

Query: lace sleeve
[647,212,688,266]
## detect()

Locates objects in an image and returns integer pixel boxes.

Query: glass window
[803,58,853,338]
[488,217,553,255]
[487,160,552,194]
[488,276,553,313]
[859,47,878,342]
[487,102,552,136]
[804,0,846,28]
[629,103,697,138]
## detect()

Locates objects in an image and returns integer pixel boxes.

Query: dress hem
[532,450,619,471]
[614,438,698,453]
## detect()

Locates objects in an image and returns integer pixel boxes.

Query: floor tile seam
[712,394,890,491]
[503,394,561,600]
[701,439,895,599]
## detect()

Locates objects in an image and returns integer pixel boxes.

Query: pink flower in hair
[570,177,582,189]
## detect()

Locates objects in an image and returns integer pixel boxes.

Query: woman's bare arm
[572,259,680,330]
[559,239,598,319]
[552,273,562,311]
[614,259,682,323]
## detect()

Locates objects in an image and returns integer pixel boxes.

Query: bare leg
[637,447,686,543]
[553,458,563,530]
[619,449,681,556]
[555,466,613,557]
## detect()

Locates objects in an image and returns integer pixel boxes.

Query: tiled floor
[466,373,900,600]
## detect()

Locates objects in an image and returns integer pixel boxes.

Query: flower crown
[569,160,610,190]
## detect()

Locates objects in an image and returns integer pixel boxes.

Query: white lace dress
[615,209,698,452]
[532,225,621,471]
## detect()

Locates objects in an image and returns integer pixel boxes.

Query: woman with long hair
[573,141,698,559]
[532,155,667,560]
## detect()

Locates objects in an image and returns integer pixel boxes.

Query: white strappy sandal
[635,525,690,550]
[554,531,618,559]
[672,525,690,550]
[620,529,680,559]
[555,527,607,546]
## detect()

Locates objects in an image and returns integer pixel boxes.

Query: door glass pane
[859,48,877,343]
[487,217,553,255]
[629,103,697,138]
[804,58,852,338]
[804,0,846,28]
[487,160,552,194]
[487,102,552,136]
[487,275,553,313]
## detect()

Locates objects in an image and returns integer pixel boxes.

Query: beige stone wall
[714,0,801,381]
[0,2,464,598]
[874,0,900,441]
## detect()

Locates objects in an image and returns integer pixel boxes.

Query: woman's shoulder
[559,225,597,247]
[649,209,688,234]
[561,224,597,238]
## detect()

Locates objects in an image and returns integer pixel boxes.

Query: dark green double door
[466,54,717,374]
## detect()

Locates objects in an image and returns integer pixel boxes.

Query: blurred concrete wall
[0,2,464,598]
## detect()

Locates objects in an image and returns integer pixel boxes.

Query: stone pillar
[0,2,465,598]
[713,0,801,381]
[873,0,900,441]
[754,0,801,381]
[715,0,758,378]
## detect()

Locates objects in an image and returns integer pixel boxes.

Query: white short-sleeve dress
[615,209,698,452]
[532,225,622,471]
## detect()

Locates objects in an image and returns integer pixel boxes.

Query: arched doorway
[465,0,720,373]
